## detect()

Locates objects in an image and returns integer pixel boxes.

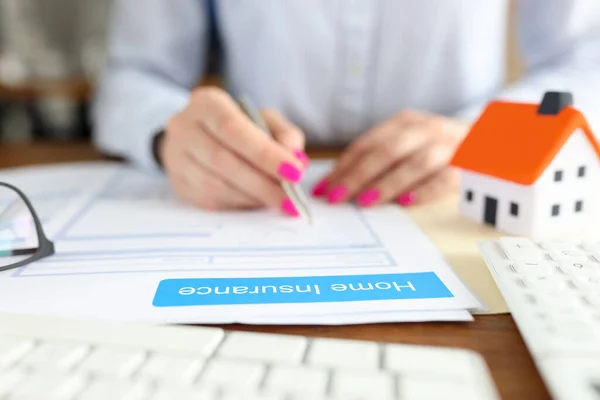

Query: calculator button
[540,240,576,251]
[549,248,588,264]
[501,262,522,274]
[552,320,596,340]
[575,267,600,284]
[582,241,600,253]
[515,262,554,277]
[560,260,590,274]
[526,276,566,294]
[539,295,581,314]
[499,237,544,263]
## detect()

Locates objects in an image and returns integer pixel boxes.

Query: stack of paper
[0,160,484,325]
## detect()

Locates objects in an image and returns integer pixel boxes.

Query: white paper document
[0,161,482,324]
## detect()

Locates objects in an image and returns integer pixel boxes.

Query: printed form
[0,161,482,324]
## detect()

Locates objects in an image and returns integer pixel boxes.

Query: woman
[92,0,600,217]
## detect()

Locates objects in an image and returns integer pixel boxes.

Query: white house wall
[459,171,535,236]
[531,128,600,237]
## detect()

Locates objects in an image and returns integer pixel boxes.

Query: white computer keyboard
[0,312,501,400]
[479,237,600,400]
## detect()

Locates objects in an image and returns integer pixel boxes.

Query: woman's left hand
[313,110,470,207]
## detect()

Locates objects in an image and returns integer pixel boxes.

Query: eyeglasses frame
[0,182,55,273]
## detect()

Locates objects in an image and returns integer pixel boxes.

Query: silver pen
[237,95,313,224]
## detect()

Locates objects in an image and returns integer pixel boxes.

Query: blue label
[152,273,453,307]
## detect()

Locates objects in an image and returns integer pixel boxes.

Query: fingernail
[328,185,347,204]
[398,192,416,207]
[312,178,328,196]
[293,149,310,168]
[278,162,303,183]
[281,198,300,217]
[357,189,380,207]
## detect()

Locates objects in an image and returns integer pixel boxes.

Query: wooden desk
[0,141,551,400]
[0,79,91,102]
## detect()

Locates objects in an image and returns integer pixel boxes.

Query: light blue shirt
[92,0,600,171]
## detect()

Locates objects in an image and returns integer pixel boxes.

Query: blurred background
[0,0,522,145]
[0,0,111,142]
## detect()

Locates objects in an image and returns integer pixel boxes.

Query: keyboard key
[306,338,380,370]
[221,391,284,400]
[137,353,204,384]
[199,359,265,389]
[79,347,147,378]
[149,385,217,400]
[384,344,475,377]
[79,379,150,400]
[331,370,395,399]
[217,332,306,363]
[400,375,475,399]
[0,369,27,397]
[20,342,90,371]
[263,365,328,395]
[0,336,34,368]
[8,371,88,400]
[499,237,544,263]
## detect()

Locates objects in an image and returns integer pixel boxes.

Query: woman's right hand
[159,87,309,216]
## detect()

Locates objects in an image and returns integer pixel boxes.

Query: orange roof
[450,101,600,185]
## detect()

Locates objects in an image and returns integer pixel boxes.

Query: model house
[450,91,600,237]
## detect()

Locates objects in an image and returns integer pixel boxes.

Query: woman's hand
[313,110,469,207]
[160,87,309,216]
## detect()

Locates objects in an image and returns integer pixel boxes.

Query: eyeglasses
[0,182,55,273]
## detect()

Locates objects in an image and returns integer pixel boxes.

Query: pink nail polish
[312,178,328,196]
[398,192,416,207]
[278,162,303,183]
[357,189,380,207]
[281,198,300,217]
[328,185,347,204]
[293,150,310,168]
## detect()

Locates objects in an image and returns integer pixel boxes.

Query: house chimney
[537,91,573,115]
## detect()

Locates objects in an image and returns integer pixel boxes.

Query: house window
[554,170,563,182]
[465,190,473,202]
[551,204,560,216]
[510,202,519,216]
[578,166,586,178]
[575,200,583,212]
